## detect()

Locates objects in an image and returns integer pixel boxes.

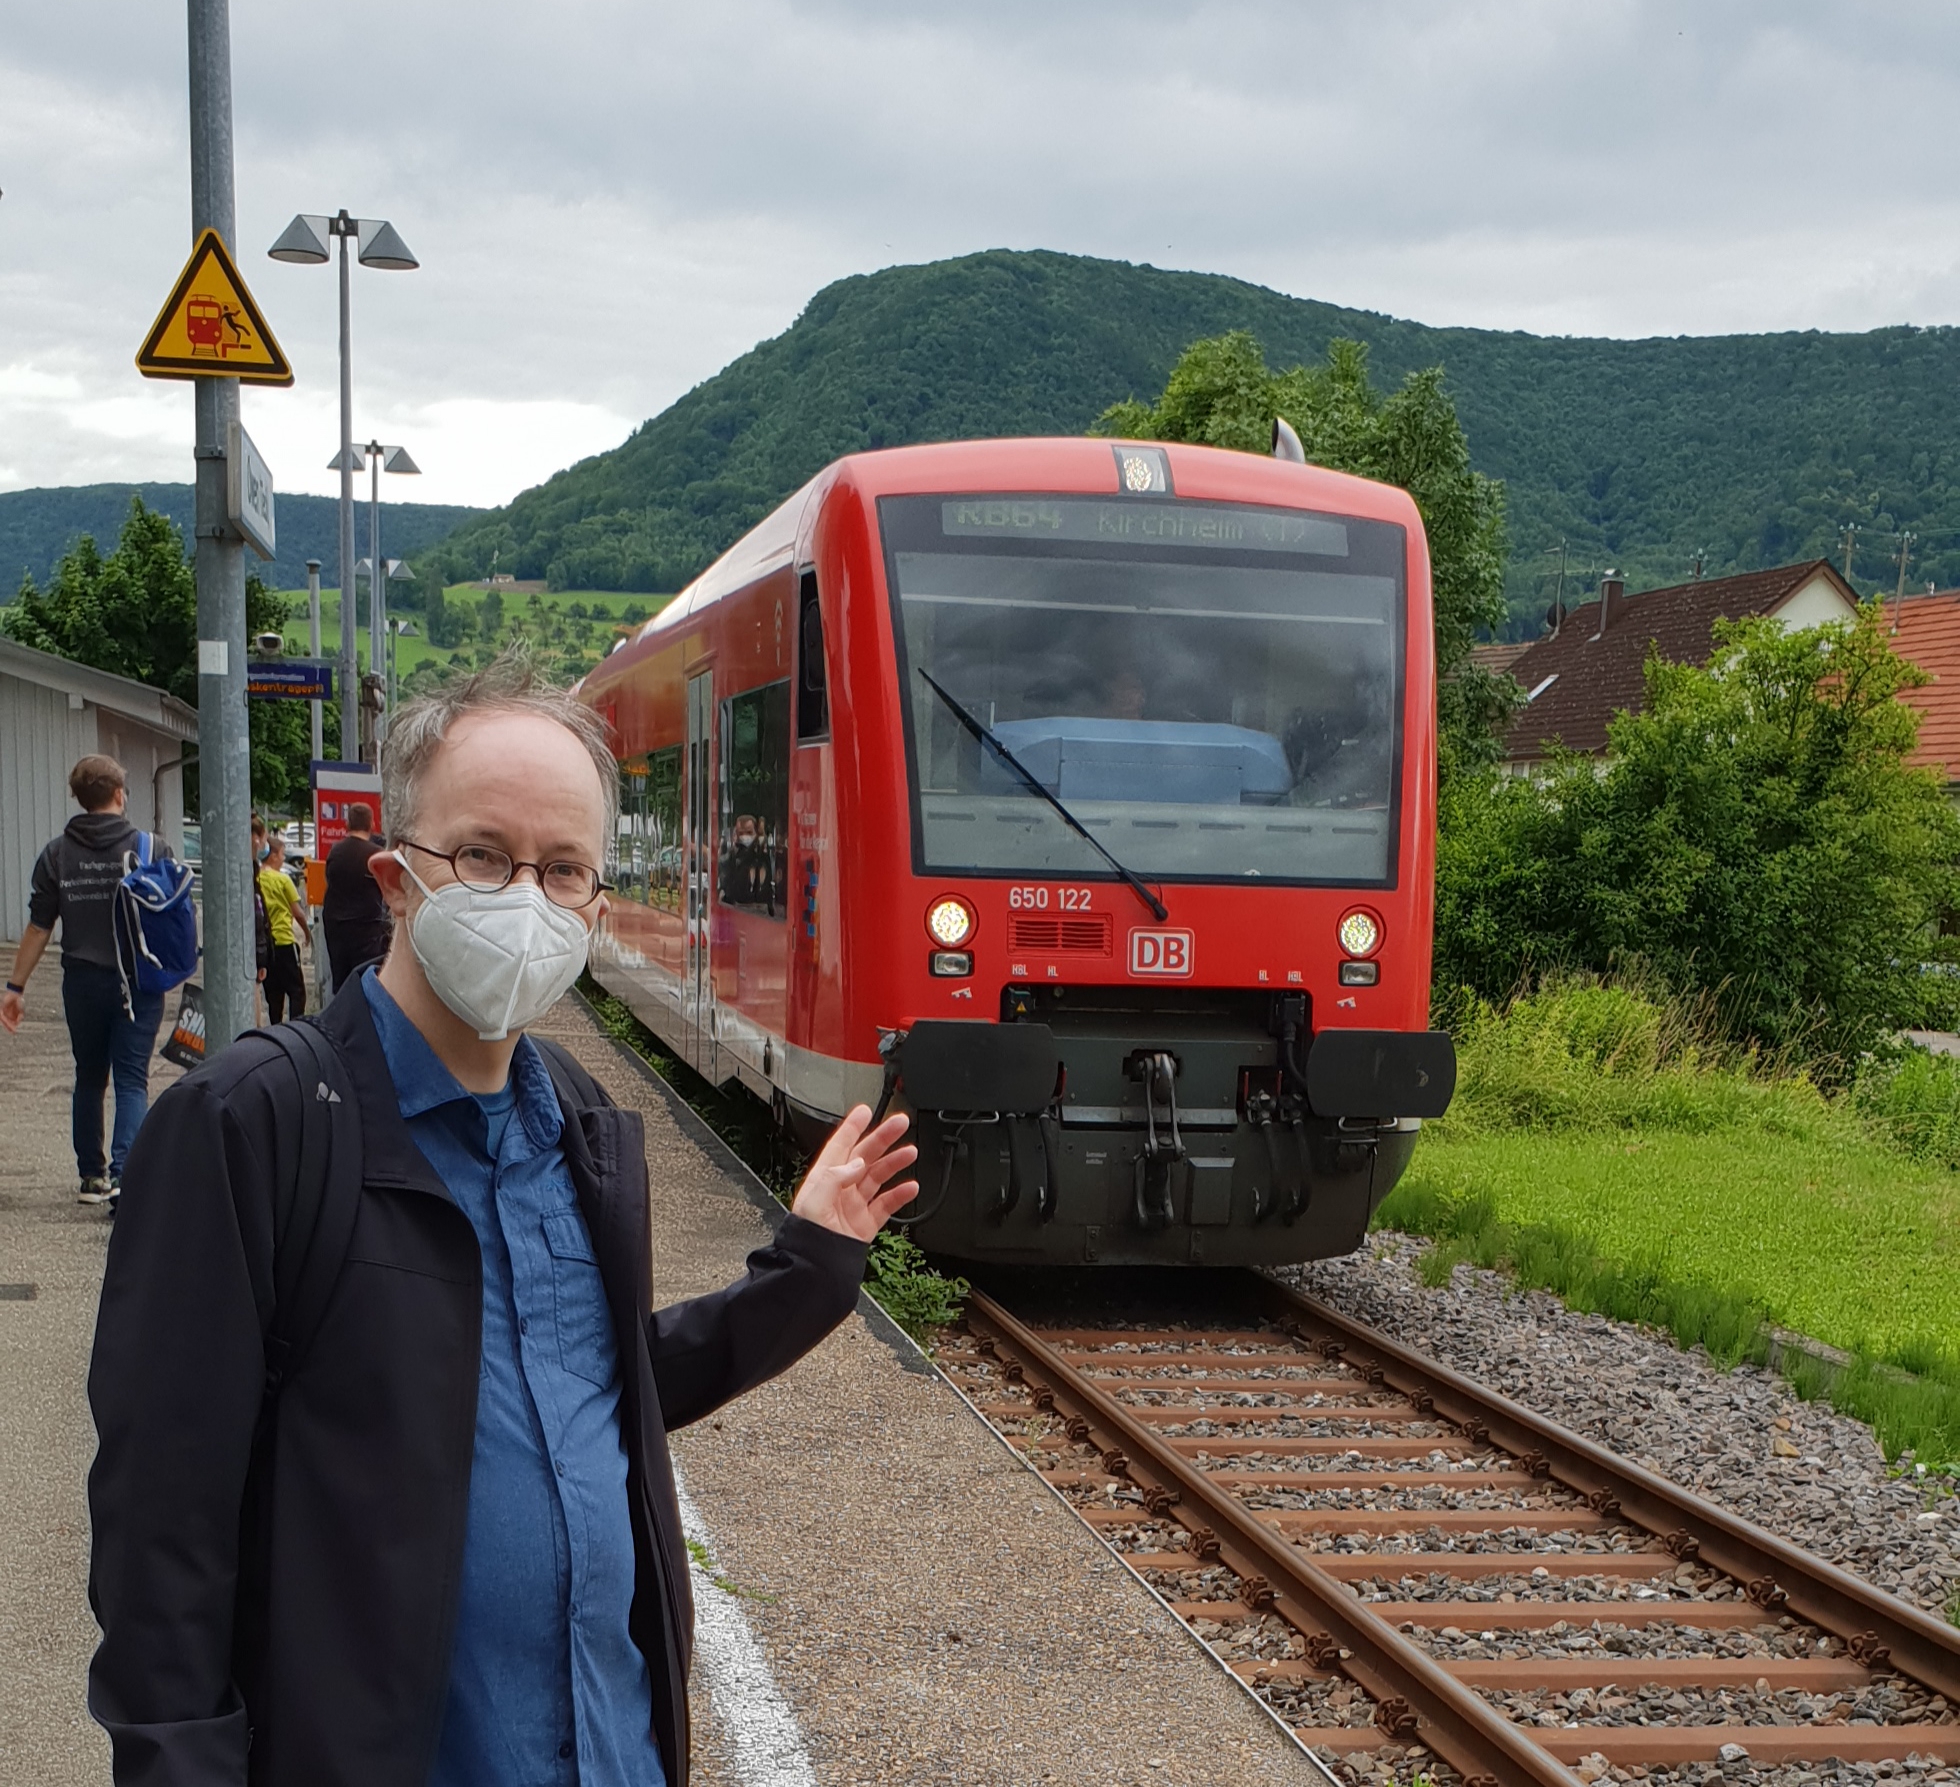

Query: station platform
[1,971,1324,1786]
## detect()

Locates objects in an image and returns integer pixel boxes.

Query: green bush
[1852,1046,1960,1169]
[1441,977,1845,1143]
[863,1231,970,1342]
[1437,604,1960,1064]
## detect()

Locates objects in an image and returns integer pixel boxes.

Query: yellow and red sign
[136,229,293,386]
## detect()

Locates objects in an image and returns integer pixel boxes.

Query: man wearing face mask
[85,658,919,1787]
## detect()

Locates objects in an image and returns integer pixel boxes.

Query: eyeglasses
[398,839,610,909]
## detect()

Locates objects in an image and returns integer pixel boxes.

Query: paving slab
[0,943,187,1784]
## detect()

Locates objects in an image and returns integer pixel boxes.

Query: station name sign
[227,420,276,560]
[247,661,334,701]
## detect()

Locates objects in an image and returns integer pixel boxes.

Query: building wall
[1774,574,1858,632]
[1,674,189,944]
[0,674,94,943]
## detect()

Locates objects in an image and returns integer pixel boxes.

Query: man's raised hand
[790,1106,919,1242]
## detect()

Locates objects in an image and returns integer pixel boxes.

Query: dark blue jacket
[86,978,868,1786]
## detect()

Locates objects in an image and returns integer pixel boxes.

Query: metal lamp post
[304,557,324,762]
[267,210,417,768]
[340,443,420,754]
[386,613,418,714]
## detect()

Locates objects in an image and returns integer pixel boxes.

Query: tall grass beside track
[1383,981,1960,1469]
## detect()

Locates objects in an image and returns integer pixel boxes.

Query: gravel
[1283,1236,1960,1619]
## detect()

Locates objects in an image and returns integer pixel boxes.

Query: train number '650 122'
[1008,886,1093,911]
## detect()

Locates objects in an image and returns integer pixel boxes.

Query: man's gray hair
[380,650,617,857]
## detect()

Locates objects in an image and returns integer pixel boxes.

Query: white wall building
[0,636,197,943]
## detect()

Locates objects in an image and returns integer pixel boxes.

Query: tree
[1095,330,1517,775]
[1435,603,1960,1061]
[3,498,200,701]
[2,497,329,812]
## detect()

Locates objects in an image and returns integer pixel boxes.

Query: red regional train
[577,434,1455,1268]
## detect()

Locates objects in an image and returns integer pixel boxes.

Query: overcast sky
[7,1,1960,510]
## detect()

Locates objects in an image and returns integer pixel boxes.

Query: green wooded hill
[0,484,483,598]
[421,248,1960,633]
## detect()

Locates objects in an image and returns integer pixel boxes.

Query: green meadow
[1380,981,1960,1464]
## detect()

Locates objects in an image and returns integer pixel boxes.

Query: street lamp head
[357,220,419,271]
[386,559,414,581]
[268,213,332,264]
[380,445,421,476]
[326,446,364,472]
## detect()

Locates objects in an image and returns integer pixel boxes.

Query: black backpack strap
[259,1019,363,1398]
[532,1034,608,1114]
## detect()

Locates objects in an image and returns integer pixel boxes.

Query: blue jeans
[62,962,164,1182]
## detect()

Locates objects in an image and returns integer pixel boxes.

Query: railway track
[942,1271,1960,1785]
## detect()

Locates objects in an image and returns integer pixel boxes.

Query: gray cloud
[7,0,1960,510]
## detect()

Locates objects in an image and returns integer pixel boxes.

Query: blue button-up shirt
[362,973,666,1787]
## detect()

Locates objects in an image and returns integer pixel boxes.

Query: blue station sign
[247,660,335,701]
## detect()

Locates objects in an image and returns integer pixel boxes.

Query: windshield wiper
[916,669,1169,923]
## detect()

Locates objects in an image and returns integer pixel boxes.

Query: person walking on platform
[86,658,921,1787]
[257,835,310,1023]
[0,755,166,1205]
[322,799,392,990]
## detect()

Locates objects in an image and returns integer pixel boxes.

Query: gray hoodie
[28,811,144,971]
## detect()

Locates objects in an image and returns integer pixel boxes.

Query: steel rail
[964,1287,1584,1787]
[1262,1278,1960,1701]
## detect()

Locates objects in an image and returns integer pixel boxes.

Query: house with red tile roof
[1498,560,1860,769]
[1469,640,1532,677]
[1885,591,1960,788]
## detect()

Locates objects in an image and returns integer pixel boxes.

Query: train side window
[796,570,829,742]
[614,747,681,909]
[718,680,791,918]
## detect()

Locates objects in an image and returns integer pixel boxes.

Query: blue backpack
[116,832,200,1007]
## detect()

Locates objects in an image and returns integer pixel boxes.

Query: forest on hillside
[419,249,1960,634]
[0,484,482,596]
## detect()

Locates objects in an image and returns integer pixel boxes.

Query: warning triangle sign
[136,229,294,386]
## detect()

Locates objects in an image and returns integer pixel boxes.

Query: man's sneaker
[77,1177,113,1205]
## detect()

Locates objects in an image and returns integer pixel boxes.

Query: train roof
[578,436,1423,700]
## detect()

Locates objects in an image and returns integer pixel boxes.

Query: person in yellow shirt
[257,836,311,1024]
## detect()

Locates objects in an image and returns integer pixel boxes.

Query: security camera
[255,632,285,656]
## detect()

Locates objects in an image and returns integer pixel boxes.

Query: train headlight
[1338,908,1382,958]
[925,895,976,948]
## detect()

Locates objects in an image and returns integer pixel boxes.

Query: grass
[266,586,679,679]
[683,1535,777,1603]
[578,978,970,1340]
[1386,979,1960,1470]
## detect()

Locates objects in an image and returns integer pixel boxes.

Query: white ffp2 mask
[396,853,593,1041]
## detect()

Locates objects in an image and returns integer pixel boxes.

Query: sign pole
[368,448,383,759]
[306,557,324,764]
[187,0,253,1060]
[338,229,360,778]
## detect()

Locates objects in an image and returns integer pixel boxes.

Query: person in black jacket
[1,753,166,1203]
[321,799,393,990]
[86,660,919,1787]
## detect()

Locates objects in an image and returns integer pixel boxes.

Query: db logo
[1129,928,1194,977]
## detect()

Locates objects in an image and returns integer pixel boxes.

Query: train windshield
[881,492,1406,886]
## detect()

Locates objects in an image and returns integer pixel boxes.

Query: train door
[683,669,716,1077]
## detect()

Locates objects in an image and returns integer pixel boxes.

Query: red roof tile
[1501,560,1854,761]
[1887,590,1960,783]
[1470,641,1532,675]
